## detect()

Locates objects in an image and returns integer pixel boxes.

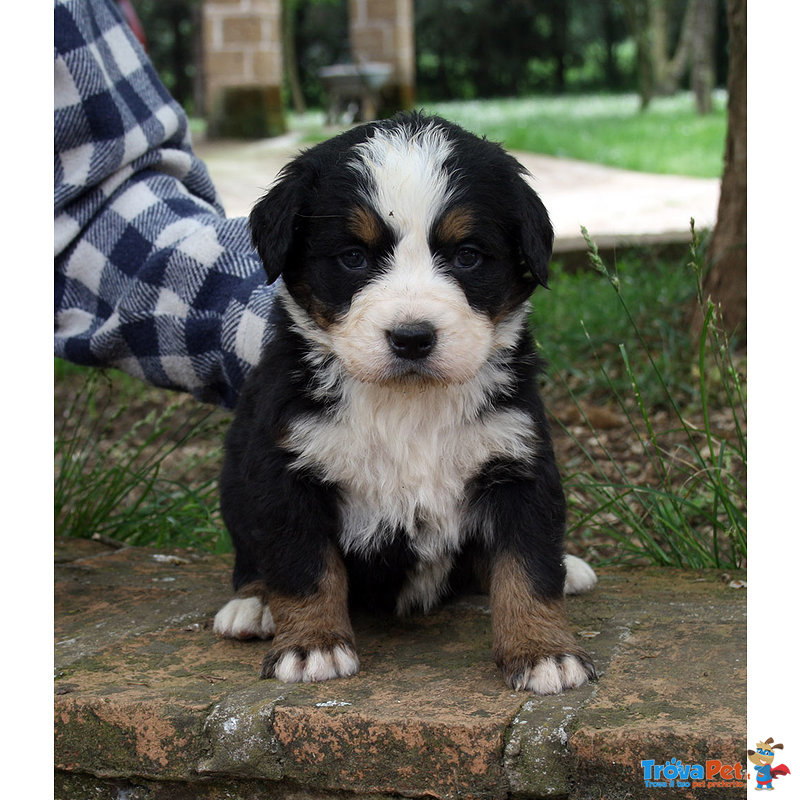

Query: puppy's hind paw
[262,642,360,684]
[563,554,597,595]
[213,597,276,640]
[504,653,597,695]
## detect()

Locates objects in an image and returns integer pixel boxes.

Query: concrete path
[194,131,720,254]
[55,539,746,799]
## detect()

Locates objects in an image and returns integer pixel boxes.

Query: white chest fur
[283,370,538,563]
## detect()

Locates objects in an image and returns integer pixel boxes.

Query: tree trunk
[629,0,718,106]
[602,3,622,88]
[552,0,569,94]
[621,0,655,109]
[691,0,717,114]
[282,0,306,116]
[692,0,746,340]
[651,0,697,95]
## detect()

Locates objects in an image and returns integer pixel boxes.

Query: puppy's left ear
[249,158,314,285]
[514,172,554,290]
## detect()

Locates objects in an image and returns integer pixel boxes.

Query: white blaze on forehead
[336,123,494,384]
[350,123,455,242]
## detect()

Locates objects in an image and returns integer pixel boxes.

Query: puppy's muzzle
[386,322,437,361]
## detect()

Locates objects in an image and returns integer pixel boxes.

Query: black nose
[387,322,437,360]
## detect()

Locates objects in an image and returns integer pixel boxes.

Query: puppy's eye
[337,248,367,270]
[453,246,482,269]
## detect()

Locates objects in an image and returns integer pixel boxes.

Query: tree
[691,0,746,339]
[134,0,203,114]
[650,0,694,95]
[690,0,717,114]
[292,0,349,110]
[282,0,307,115]
[620,0,656,108]
[622,0,719,113]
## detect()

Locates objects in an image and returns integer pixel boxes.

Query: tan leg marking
[261,547,359,683]
[491,552,596,694]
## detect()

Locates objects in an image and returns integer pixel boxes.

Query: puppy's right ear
[249,159,313,285]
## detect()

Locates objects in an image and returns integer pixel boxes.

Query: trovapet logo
[639,740,792,791]
[640,758,747,790]
[747,737,791,791]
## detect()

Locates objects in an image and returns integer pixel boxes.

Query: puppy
[214,113,597,695]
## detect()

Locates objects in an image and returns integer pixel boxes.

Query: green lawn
[535,249,698,406]
[289,92,726,178]
[287,91,726,178]
[422,91,726,178]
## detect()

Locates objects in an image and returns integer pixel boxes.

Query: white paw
[213,597,275,640]
[512,655,595,695]
[270,645,360,683]
[564,554,597,595]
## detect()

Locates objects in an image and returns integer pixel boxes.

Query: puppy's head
[250,113,553,385]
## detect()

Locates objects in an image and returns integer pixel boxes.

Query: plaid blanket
[54,0,276,408]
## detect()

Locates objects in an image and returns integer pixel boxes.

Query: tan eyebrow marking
[437,206,474,242]
[347,205,382,246]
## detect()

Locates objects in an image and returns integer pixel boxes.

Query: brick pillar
[202,0,286,139]
[348,0,415,117]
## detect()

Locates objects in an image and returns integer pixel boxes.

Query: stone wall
[202,0,286,138]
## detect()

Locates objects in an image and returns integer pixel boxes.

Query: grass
[541,227,746,569]
[423,91,727,178]
[54,368,232,553]
[534,247,700,410]
[288,91,726,178]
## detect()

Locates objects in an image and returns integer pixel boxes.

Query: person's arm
[55,0,274,408]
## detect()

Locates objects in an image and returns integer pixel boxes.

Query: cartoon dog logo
[747,738,791,790]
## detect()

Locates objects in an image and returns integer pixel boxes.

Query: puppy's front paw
[501,652,597,695]
[213,597,275,640]
[262,642,360,683]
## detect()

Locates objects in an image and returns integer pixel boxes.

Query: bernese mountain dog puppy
[213,112,598,695]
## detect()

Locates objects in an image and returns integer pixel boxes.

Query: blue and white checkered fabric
[54,0,276,408]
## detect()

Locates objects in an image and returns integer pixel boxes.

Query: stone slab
[54,540,745,799]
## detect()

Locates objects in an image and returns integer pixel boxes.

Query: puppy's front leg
[491,551,595,694]
[471,453,596,694]
[262,545,359,683]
